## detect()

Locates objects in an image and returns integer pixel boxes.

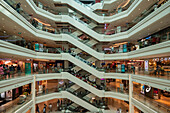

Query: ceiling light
[148,0,149,1]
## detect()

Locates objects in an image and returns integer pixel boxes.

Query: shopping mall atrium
[0,0,170,112]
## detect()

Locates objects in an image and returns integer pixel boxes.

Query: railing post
[129,74,134,113]
[31,75,36,113]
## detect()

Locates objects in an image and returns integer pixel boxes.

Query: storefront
[36,80,47,95]
[138,27,170,49]
[148,57,170,75]
[0,84,31,106]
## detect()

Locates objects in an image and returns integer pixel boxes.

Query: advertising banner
[39,44,44,52]
[25,63,31,75]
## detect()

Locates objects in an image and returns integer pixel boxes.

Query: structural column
[129,74,134,113]
[31,75,36,113]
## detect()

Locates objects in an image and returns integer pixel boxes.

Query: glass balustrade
[1,34,170,80]
[2,1,169,35]
[66,87,109,109]
[2,0,170,55]
[30,0,168,35]
[0,68,61,82]
[1,0,170,80]
[133,92,170,113]
[0,94,32,113]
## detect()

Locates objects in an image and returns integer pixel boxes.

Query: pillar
[129,74,134,113]
[95,60,100,68]
[64,60,69,69]
[31,75,36,113]
[96,44,103,52]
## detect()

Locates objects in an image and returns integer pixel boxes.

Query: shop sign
[144,60,148,70]
[146,86,151,92]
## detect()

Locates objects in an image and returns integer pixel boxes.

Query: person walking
[6,65,10,78]
[9,65,14,77]
[0,65,4,80]
[119,107,122,113]
[3,65,7,79]
[43,104,47,113]
[36,104,40,113]
[17,65,21,76]
[49,103,52,112]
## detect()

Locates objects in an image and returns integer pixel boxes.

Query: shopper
[43,85,45,94]
[49,103,52,112]
[27,41,32,49]
[117,108,119,113]
[57,99,60,106]
[160,65,164,76]
[36,104,40,113]
[43,104,47,113]
[156,65,160,75]
[43,66,46,73]
[17,65,21,76]
[0,65,4,80]
[43,106,46,113]
[6,65,10,78]
[3,65,7,79]
[154,66,157,75]
[16,3,21,13]
[9,65,14,77]
[119,107,122,113]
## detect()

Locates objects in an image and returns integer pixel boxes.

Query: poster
[39,44,44,52]
[123,44,127,53]
[35,43,39,51]
[6,90,12,101]
[25,63,31,75]
[144,60,149,71]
